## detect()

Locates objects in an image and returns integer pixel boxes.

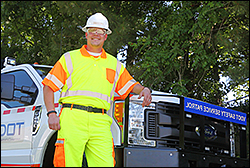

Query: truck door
[1,68,40,166]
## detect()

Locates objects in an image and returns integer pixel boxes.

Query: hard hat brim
[82,26,112,35]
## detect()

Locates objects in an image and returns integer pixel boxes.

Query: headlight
[128,100,156,147]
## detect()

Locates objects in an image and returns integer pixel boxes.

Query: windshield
[33,66,52,79]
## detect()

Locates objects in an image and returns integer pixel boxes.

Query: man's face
[85,27,107,49]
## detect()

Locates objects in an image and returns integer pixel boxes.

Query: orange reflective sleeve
[42,61,67,92]
[53,138,66,167]
[42,78,59,92]
[115,68,139,99]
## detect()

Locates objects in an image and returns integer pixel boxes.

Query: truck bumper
[124,147,178,167]
[122,147,249,167]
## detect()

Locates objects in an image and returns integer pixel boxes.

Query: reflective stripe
[54,138,65,167]
[110,61,122,101]
[118,79,137,96]
[56,140,64,144]
[60,52,118,105]
[61,52,113,104]
[3,110,11,115]
[46,73,64,89]
[17,108,25,113]
[65,52,73,90]
[61,90,111,104]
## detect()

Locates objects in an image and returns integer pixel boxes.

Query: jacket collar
[80,45,107,59]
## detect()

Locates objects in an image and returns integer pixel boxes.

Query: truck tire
[42,132,57,167]
[41,132,88,167]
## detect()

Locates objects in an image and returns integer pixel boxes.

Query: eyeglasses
[87,28,106,35]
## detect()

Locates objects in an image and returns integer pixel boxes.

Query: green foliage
[127,1,249,107]
[1,1,62,64]
[1,1,249,110]
[1,1,146,65]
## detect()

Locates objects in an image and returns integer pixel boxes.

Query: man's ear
[85,32,88,38]
[104,34,108,41]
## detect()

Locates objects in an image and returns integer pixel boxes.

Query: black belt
[62,104,107,113]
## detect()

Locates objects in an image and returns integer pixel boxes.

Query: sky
[220,76,235,101]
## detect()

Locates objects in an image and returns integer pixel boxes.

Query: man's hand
[48,113,61,130]
[43,85,60,130]
[138,87,152,107]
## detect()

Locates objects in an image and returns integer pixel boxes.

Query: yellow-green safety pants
[53,107,115,167]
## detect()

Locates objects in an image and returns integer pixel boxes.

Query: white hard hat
[82,13,112,35]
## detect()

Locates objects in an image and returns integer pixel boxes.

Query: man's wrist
[142,86,152,93]
[141,86,145,92]
[47,110,57,117]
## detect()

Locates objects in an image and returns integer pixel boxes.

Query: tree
[126,1,249,106]
[1,1,147,65]
[1,1,62,64]
[1,1,248,108]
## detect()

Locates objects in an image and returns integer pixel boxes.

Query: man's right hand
[48,113,61,130]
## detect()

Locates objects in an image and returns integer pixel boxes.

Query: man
[42,12,152,167]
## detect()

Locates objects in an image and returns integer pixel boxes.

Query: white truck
[1,57,249,167]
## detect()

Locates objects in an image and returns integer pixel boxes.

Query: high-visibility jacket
[42,45,139,110]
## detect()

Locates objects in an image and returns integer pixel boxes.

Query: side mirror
[1,74,15,100]
[21,86,37,94]
[20,96,34,104]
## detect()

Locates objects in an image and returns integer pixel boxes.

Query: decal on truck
[1,121,25,142]
[184,97,247,125]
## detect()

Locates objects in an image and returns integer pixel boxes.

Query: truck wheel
[42,132,57,167]
[42,131,88,167]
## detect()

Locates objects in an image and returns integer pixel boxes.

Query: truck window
[33,66,52,79]
[1,70,38,108]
